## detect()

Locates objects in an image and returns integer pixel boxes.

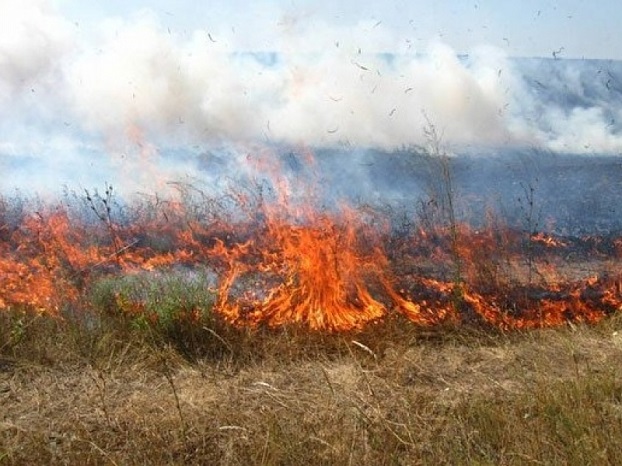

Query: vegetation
[2,145,622,464]
[2,307,622,465]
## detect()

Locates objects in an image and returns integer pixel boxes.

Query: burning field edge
[2,166,622,462]
[1,171,622,333]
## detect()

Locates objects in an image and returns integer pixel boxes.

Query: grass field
[2,305,622,465]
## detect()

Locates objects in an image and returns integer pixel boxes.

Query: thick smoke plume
[1,1,621,195]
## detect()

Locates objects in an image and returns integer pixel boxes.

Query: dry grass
[2,309,622,465]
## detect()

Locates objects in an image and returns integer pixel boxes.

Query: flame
[210,212,390,331]
[530,231,568,248]
[1,151,622,332]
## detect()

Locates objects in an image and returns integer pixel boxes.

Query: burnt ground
[245,148,622,236]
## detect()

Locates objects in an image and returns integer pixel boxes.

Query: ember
[530,232,568,248]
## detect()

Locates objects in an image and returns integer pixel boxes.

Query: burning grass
[1,183,621,333]
[2,153,622,463]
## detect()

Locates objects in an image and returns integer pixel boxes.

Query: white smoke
[1,0,621,195]
[0,0,72,100]
[64,15,515,149]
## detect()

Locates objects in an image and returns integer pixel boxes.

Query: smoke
[64,15,514,149]
[0,0,72,100]
[505,57,622,153]
[1,0,622,196]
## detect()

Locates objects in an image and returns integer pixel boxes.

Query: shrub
[88,268,220,357]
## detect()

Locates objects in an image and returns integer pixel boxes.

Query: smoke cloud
[1,0,622,195]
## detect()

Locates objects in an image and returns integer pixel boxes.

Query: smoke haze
[1,1,622,196]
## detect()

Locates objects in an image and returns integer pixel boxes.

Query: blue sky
[56,0,622,59]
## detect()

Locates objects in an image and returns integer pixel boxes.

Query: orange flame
[1,150,622,332]
[210,212,390,331]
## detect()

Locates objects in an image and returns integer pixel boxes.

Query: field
[2,309,622,465]
[2,150,622,464]
[3,1,622,463]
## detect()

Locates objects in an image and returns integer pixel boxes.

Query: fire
[530,231,568,248]
[211,214,388,330]
[1,150,622,332]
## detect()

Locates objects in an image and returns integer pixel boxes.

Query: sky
[1,0,622,196]
[56,0,622,59]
